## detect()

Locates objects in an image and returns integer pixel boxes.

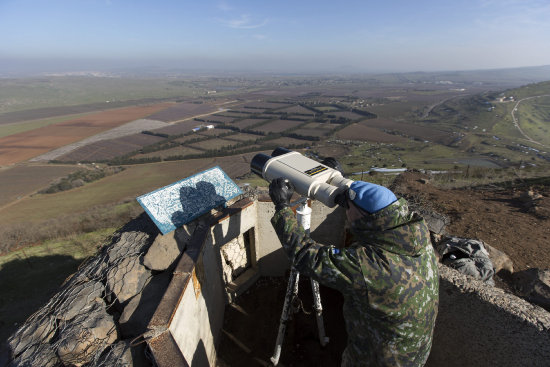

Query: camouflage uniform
[271,198,439,366]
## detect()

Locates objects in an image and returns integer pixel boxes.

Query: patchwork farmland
[1,96,383,164]
[252,119,304,133]
[0,103,171,165]
[146,101,233,122]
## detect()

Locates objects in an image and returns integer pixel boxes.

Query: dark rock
[108,232,151,265]
[56,304,118,366]
[7,316,56,358]
[512,268,550,311]
[484,243,514,275]
[119,272,172,338]
[420,210,449,234]
[56,280,105,321]
[8,343,59,367]
[101,340,151,367]
[106,256,152,303]
[66,254,109,284]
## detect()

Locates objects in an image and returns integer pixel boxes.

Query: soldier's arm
[271,207,362,291]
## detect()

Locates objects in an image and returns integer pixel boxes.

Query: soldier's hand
[269,177,295,211]
[321,157,344,175]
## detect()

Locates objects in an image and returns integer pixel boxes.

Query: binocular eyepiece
[251,148,353,208]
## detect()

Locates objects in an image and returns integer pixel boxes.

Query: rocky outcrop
[512,268,550,311]
[484,242,514,275]
[56,304,118,366]
[2,213,180,367]
[106,256,152,304]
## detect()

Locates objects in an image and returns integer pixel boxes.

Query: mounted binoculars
[251,147,353,207]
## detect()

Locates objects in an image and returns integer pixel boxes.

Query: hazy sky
[1,0,549,73]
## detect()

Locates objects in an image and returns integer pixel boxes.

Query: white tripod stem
[270,199,329,366]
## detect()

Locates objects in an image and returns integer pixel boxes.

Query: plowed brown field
[0,103,171,166]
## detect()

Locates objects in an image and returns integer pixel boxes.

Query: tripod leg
[310,279,330,346]
[270,268,299,366]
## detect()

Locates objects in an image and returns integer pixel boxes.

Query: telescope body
[251,148,353,207]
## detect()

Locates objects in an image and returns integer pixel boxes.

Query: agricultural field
[216,112,250,119]
[224,133,262,142]
[230,107,266,114]
[152,120,206,135]
[32,119,170,162]
[292,128,330,137]
[360,118,452,144]
[243,101,291,109]
[0,112,93,138]
[253,119,304,134]
[203,115,235,124]
[174,134,210,143]
[188,138,241,151]
[367,101,423,119]
[0,77,203,115]
[265,137,315,147]
[302,122,339,130]
[55,133,165,162]
[315,106,341,112]
[132,146,203,159]
[0,164,79,207]
[334,123,409,143]
[329,111,364,120]
[278,105,315,115]
[0,103,170,165]
[146,101,230,122]
[231,118,269,129]
[195,128,234,137]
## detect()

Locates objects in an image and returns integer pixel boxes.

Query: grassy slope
[424,81,550,167]
[516,96,550,146]
[0,228,114,344]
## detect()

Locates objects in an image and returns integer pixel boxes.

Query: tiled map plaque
[137,166,242,234]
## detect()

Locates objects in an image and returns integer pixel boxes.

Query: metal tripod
[270,199,329,366]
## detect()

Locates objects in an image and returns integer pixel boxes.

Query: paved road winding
[510,95,550,148]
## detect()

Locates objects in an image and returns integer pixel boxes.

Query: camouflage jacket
[271,198,439,367]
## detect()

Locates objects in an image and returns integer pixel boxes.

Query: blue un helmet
[347,181,397,213]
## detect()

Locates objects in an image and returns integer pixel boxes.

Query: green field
[516,96,550,146]
[0,112,93,138]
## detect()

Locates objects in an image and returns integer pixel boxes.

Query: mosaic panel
[137,166,242,234]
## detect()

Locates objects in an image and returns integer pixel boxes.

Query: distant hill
[373,65,550,88]
[500,80,550,99]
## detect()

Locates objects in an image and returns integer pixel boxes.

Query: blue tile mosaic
[137,166,242,234]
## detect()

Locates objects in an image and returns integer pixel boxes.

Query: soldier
[269,176,439,366]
